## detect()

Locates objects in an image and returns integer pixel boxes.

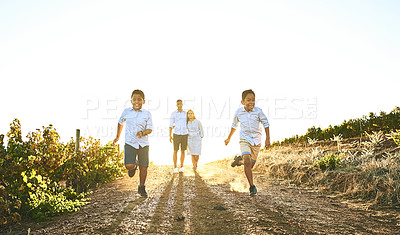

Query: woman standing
[187,110,204,170]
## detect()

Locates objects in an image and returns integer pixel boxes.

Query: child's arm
[264,126,270,149]
[137,112,153,138]
[224,128,236,145]
[258,108,270,149]
[113,123,124,145]
[225,110,239,145]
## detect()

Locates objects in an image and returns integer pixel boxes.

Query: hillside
[258,130,400,209]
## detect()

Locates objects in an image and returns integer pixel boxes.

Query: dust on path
[2,163,400,234]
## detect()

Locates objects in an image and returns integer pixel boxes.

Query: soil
[2,161,400,234]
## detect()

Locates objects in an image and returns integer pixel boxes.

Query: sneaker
[231,154,243,167]
[174,168,179,173]
[138,185,148,197]
[179,167,185,172]
[249,185,258,197]
[128,167,137,177]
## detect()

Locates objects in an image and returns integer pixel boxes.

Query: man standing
[169,99,188,173]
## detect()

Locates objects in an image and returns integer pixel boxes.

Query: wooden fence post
[75,129,80,153]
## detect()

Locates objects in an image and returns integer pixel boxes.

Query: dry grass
[257,132,400,208]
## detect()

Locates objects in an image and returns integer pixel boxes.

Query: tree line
[274,106,400,146]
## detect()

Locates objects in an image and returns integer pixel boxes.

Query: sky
[1,0,399,165]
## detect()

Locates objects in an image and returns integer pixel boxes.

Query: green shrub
[387,130,400,146]
[0,118,125,225]
[22,170,88,221]
[314,153,341,171]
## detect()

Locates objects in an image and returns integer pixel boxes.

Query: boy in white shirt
[113,89,153,197]
[169,99,188,173]
[225,89,270,196]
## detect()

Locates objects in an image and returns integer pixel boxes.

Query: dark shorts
[124,144,149,167]
[173,134,188,151]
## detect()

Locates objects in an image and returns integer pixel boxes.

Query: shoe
[249,185,258,197]
[179,167,185,172]
[128,167,137,177]
[231,154,243,167]
[174,168,179,173]
[138,185,148,197]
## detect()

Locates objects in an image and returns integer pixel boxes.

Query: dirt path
[2,162,400,234]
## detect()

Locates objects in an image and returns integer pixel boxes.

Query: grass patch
[259,132,400,208]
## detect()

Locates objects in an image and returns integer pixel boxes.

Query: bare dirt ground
[2,160,400,234]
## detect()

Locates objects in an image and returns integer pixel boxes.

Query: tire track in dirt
[146,174,177,233]
[189,171,242,234]
[117,172,178,234]
[182,173,196,234]
[146,170,242,234]
[169,173,186,234]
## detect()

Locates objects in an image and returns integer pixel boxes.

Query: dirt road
[3,160,400,234]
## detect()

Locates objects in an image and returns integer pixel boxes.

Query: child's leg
[250,144,261,169]
[245,144,261,186]
[126,164,137,171]
[139,165,147,185]
[138,146,150,184]
[124,144,138,172]
[243,154,254,186]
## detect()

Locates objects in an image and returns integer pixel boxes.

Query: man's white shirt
[169,110,188,135]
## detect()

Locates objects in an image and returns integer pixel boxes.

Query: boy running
[113,89,153,197]
[225,89,270,196]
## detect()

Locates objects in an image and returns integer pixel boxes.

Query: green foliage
[0,118,125,226]
[22,170,89,221]
[275,106,400,146]
[314,153,341,171]
[61,138,125,193]
[0,183,21,226]
[387,130,400,146]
